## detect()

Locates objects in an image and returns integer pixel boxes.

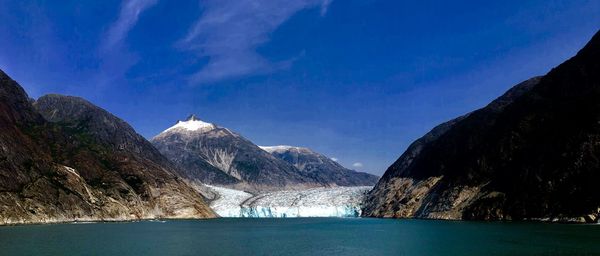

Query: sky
[0,0,599,175]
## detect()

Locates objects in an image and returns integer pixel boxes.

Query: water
[0,218,598,255]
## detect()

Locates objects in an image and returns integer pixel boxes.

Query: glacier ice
[206,185,371,218]
[205,185,253,217]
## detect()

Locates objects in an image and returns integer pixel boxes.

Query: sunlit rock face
[207,186,371,218]
[0,70,215,225]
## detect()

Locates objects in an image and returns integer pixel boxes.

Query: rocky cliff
[0,71,215,225]
[363,30,600,223]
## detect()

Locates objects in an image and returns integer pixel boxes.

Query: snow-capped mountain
[151,115,322,192]
[260,145,379,186]
[164,116,216,133]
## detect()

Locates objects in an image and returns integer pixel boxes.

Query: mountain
[260,146,379,186]
[363,30,600,223]
[151,116,321,191]
[0,71,215,225]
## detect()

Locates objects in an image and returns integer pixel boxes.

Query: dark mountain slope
[261,146,379,186]
[0,71,215,224]
[363,30,600,223]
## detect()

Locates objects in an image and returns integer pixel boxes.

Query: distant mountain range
[151,116,378,192]
[363,30,600,223]
[260,146,379,186]
[0,72,215,224]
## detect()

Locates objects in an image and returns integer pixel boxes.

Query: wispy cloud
[180,0,332,84]
[352,162,363,168]
[102,0,158,51]
[95,0,158,87]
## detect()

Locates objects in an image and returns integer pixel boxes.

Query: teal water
[0,218,598,255]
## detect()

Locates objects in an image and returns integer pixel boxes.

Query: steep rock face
[34,94,169,163]
[0,70,56,223]
[363,30,600,223]
[260,146,379,186]
[0,71,215,225]
[151,116,321,192]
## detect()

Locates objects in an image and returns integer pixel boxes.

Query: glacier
[206,185,371,218]
[205,185,253,217]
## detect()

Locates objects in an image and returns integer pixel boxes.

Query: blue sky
[0,0,599,175]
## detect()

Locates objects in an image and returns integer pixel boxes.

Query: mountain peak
[164,115,215,133]
[186,114,201,121]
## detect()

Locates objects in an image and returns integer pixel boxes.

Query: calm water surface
[0,218,598,255]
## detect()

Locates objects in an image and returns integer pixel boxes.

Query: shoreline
[0,216,217,227]
[1,215,597,227]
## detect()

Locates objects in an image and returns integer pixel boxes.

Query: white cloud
[95,0,158,86]
[352,162,363,168]
[320,0,332,16]
[180,0,332,84]
[102,0,158,51]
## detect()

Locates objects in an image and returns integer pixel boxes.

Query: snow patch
[164,119,215,133]
[63,166,81,178]
[260,145,304,153]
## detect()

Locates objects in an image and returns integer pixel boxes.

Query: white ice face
[205,185,253,217]
[206,186,372,218]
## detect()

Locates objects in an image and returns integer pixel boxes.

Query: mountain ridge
[0,71,216,225]
[363,29,600,223]
[152,116,379,191]
[152,116,322,192]
[260,145,379,186]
